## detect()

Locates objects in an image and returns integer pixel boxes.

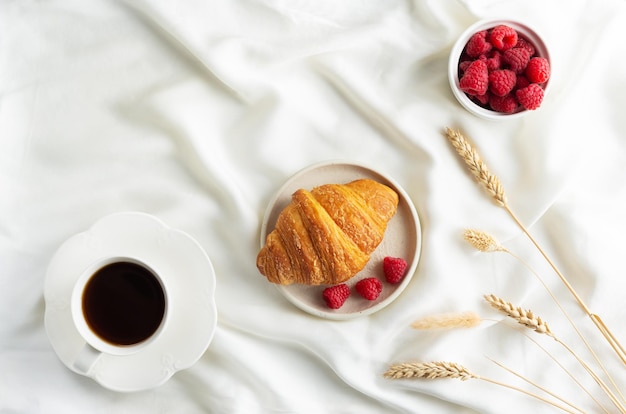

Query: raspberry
[383,256,408,284]
[459,59,488,96]
[355,278,383,301]
[515,75,530,90]
[483,50,501,71]
[457,24,549,114]
[516,37,536,56]
[503,48,531,73]
[525,57,550,83]
[459,59,472,73]
[465,30,492,57]
[472,92,490,106]
[489,94,518,113]
[516,83,544,110]
[488,69,516,97]
[489,25,518,51]
[322,284,350,309]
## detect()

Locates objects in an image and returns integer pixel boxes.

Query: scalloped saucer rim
[44,212,218,392]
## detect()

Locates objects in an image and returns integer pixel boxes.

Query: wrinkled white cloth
[2,0,626,412]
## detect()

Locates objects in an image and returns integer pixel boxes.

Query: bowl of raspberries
[449,19,551,119]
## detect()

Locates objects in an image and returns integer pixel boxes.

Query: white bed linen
[2,0,626,412]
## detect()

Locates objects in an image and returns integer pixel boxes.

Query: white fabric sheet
[2,0,626,412]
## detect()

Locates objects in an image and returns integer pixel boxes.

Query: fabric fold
[3,0,626,412]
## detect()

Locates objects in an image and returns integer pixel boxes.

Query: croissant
[256,179,399,285]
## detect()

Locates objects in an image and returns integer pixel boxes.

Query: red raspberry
[488,69,516,97]
[383,256,408,284]
[355,278,383,301]
[516,37,536,56]
[515,75,530,90]
[465,30,492,57]
[525,57,550,83]
[472,92,490,106]
[503,47,532,73]
[516,83,544,110]
[489,94,518,113]
[322,284,350,309]
[459,59,472,73]
[459,59,488,96]
[489,25,518,51]
[483,50,502,71]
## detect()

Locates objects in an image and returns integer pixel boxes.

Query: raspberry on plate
[459,59,488,96]
[322,284,351,309]
[383,256,408,284]
[355,278,383,301]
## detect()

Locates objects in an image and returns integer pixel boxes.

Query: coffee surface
[82,261,165,346]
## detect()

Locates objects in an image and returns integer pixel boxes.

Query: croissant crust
[256,179,399,285]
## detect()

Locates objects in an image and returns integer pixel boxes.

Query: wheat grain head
[484,294,554,337]
[445,128,507,206]
[384,361,475,381]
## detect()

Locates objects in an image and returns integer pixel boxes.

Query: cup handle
[73,343,102,375]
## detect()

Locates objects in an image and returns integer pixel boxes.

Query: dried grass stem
[484,294,626,413]
[411,311,482,330]
[385,361,579,413]
[445,127,626,365]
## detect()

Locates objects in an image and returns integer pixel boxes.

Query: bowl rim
[448,18,551,120]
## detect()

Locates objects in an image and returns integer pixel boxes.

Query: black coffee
[82,261,166,346]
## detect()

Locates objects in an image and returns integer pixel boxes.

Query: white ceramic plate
[259,161,422,320]
[44,212,217,392]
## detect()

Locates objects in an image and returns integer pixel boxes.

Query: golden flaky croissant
[256,179,399,285]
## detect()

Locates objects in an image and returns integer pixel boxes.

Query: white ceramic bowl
[448,19,551,120]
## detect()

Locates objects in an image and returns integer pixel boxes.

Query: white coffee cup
[70,256,169,374]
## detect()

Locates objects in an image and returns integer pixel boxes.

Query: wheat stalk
[411,311,482,330]
[445,128,506,206]
[412,305,607,410]
[409,305,608,411]
[384,361,474,380]
[467,230,624,404]
[384,361,580,413]
[445,127,626,366]
[506,324,611,414]
[463,229,508,253]
[484,294,553,336]
[409,309,605,411]
[487,357,587,414]
[484,294,626,413]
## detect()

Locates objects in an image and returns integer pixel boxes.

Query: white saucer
[259,161,422,320]
[44,212,218,392]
